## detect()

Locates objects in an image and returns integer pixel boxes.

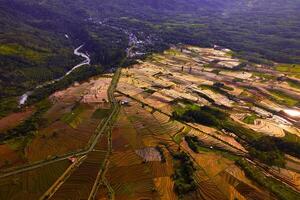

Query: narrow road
[39,155,87,200]
[88,68,121,200]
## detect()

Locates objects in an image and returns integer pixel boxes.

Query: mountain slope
[1,0,300,116]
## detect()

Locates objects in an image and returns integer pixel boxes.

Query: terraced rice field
[0,160,70,200]
[50,151,106,200]
[183,141,275,200]
[26,115,99,162]
[116,97,274,200]
[25,103,108,162]
[104,99,252,199]
[99,105,179,199]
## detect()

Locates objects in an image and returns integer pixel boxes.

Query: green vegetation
[222,85,234,91]
[185,135,239,161]
[92,108,111,119]
[173,127,191,144]
[286,80,300,90]
[0,97,19,118]
[173,100,200,116]
[268,89,300,107]
[171,151,197,197]
[232,78,244,83]
[185,135,203,153]
[271,131,300,159]
[28,66,104,105]
[142,87,156,94]
[236,159,300,200]
[276,64,300,73]
[0,99,51,142]
[174,105,291,167]
[199,83,235,100]
[242,114,259,124]
[173,105,261,141]
[61,103,85,128]
[155,146,166,163]
[253,72,276,81]
[0,44,47,62]
[249,136,285,167]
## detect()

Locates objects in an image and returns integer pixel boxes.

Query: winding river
[19,45,90,106]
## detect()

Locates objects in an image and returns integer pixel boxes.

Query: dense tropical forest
[1,0,300,116]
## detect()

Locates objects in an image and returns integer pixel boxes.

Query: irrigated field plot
[0,160,70,200]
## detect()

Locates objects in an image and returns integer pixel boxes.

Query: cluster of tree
[185,136,201,153]
[155,146,166,163]
[171,151,197,197]
[0,100,51,142]
[236,159,300,200]
[28,66,104,105]
[249,136,286,167]
[264,133,300,159]
[173,105,300,167]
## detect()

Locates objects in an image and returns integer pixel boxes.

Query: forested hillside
[1,0,300,116]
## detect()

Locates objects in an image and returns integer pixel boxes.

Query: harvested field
[81,77,111,103]
[135,147,162,162]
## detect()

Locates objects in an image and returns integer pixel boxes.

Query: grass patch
[173,100,200,116]
[233,78,244,83]
[0,44,45,61]
[0,99,51,142]
[243,114,259,124]
[237,159,300,200]
[61,103,85,128]
[253,72,276,81]
[92,108,111,119]
[222,85,234,91]
[268,89,300,107]
[165,48,180,56]
[198,83,236,101]
[173,127,191,144]
[0,97,19,118]
[276,64,300,73]
[286,80,300,90]
[142,87,156,94]
[185,135,240,161]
